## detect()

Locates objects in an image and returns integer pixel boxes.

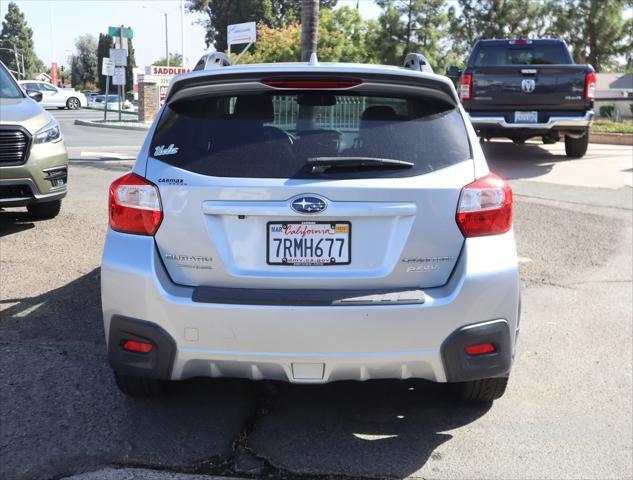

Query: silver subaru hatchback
[101,59,520,401]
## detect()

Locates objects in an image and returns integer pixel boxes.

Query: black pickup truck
[448,38,595,158]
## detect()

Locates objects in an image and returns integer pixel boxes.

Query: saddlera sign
[143,65,192,104]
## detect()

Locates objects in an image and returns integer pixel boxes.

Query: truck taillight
[459,73,472,101]
[456,174,513,237]
[585,71,596,100]
[109,173,163,235]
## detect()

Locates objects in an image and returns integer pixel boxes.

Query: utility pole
[165,13,169,66]
[49,0,55,70]
[180,0,185,68]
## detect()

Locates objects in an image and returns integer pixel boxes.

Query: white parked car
[89,95,135,111]
[18,81,87,110]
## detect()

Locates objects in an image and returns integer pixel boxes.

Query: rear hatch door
[145,70,474,290]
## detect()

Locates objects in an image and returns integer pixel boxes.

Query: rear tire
[26,199,61,219]
[66,97,81,110]
[114,372,171,397]
[564,132,589,158]
[454,377,508,402]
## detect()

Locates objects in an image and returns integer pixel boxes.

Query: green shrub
[599,104,615,118]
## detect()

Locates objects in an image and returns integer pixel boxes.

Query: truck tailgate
[470,65,588,111]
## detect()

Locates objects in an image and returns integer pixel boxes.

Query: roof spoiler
[403,53,434,74]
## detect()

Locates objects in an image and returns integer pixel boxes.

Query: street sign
[108,26,133,38]
[112,66,126,85]
[227,22,256,46]
[101,58,114,76]
[110,48,128,67]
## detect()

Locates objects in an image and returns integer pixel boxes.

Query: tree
[545,0,630,71]
[187,0,274,50]
[187,0,338,50]
[371,0,455,71]
[125,36,137,92]
[301,0,319,61]
[0,1,45,78]
[448,0,546,60]
[238,7,376,64]
[97,33,113,92]
[69,34,98,90]
[153,53,183,66]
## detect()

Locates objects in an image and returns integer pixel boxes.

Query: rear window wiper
[307,156,414,173]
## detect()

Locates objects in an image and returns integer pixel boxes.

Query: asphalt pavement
[0,110,631,480]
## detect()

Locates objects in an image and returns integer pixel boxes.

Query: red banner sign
[51,62,58,86]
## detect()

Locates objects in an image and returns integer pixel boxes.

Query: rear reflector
[122,340,153,353]
[585,71,596,100]
[456,173,513,237]
[459,73,472,101]
[262,79,361,89]
[109,172,163,235]
[465,343,496,356]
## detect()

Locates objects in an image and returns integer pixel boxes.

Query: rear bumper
[101,229,520,384]
[468,111,593,131]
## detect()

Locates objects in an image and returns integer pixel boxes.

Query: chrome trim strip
[468,111,594,129]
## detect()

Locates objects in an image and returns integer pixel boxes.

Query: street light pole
[165,12,169,67]
[143,4,178,67]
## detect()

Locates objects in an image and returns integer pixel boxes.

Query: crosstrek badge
[154,144,179,156]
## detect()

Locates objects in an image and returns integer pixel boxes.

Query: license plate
[514,111,538,123]
[267,221,351,266]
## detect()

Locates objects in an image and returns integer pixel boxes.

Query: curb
[74,119,150,131]
[589,132,633,146]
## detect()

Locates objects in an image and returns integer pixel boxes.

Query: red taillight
[585,71,596,100]
[109,172,163,235]
[459,73,472,100]
[465,343,496,356]
[262,78,361,89]
[122,340,153,353]
[456,173,513,237]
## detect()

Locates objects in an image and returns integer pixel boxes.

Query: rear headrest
[233,95,274,122]
[361,105,397,122]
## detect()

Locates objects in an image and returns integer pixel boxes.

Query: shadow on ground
[0,269,491,480]
[0,210,36,237]
[482,140,564,181]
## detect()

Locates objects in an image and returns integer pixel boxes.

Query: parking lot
[1,109,632,479]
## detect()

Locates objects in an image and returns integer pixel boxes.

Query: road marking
[518,256,533,264]
[80,151,136,160]
[13,301,45,318]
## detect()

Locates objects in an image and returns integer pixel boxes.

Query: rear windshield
[472,43,571,66]
[151,93,470,179]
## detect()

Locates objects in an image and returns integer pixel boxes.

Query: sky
[0,0,382,70]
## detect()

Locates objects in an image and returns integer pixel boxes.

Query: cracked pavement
[1,113,632,479]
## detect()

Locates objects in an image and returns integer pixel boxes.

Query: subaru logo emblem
[521,79,536,93]
[290,195,328,214]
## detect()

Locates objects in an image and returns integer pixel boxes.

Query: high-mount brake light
[456,173,513,237]
[262,79,362,89]
[585,71,596,100]
[459,73,473,101]
[109,172,163,235]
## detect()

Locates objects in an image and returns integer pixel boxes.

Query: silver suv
[101,58,520,402]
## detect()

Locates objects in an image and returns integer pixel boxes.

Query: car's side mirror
[446,66,462,78]
[26,89,43,102]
